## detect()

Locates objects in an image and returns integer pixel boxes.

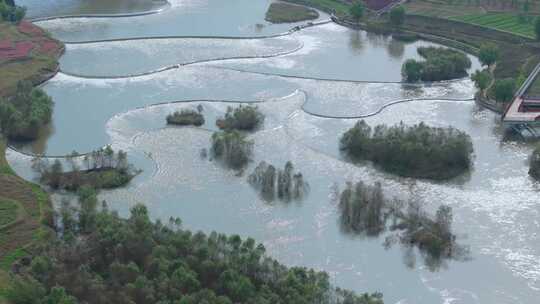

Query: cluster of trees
[35,146,136,191]
[529,145,540,180]
[211,130,253,170]
[338,180,462,269]
[0,0,25,23]
[5,193,384,304]
[216,105,264,132]
[0,82,54,140]
[248,161,308,202]
[402,47,471,81]
[166,109,205,127]
[491,78,516,103]
[339,120,474,179]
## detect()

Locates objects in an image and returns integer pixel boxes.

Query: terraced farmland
[450,13,534,38]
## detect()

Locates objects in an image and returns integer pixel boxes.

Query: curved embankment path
[29,2,171,22]
[7,89,474,159]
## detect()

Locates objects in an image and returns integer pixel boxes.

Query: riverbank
[0,139,54,301]
[0,19,62,301]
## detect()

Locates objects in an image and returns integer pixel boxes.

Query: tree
[478,44,500,67]
[349,1,364,21]
[471,70,491,92]
[402,59,423,82]
[535,16,540,41]
[389,6,405,27]
[493,78,516,103]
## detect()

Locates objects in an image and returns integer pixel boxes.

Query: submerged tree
[211,130,253,170]
[338,179,465,270]
[248,161,308,202]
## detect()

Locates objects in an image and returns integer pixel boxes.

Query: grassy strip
[265,2,319,23]
[283,0,350,17]
[450,13,534,38]
[0,141,14,176]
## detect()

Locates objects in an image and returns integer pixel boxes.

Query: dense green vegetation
[529,145,540,180]
[4,190,384,304]
[248,161,308,202]
[340,121,474,180]
[216,105,264,131]
[349,1,364,21]
[389,6,405,27]
[491,78,516,103]
[166,109,205,127]
[339,180,462,269]
[472,69,491,93]
[0,82,54,140]
[211,130,253,170]
[478,43,500,67]
[402,47,471,82]
[35,147,137,191]
[0,0,25,24]
[265,2,319,23]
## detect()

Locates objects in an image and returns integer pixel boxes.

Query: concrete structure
[502,62,540,137]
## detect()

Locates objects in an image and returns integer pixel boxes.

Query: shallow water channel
[6,0,540,303]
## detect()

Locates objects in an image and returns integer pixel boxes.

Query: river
[6,0,540,303]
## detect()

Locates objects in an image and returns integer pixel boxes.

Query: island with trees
[402,47,472,82]
[340,120,474,180]
[216,105,264,132]
[34,146,138,191]
[166,109,205,127]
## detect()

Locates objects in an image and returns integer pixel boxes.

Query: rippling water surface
[7,1,540,303]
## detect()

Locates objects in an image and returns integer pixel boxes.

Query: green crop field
[450,13,534,38]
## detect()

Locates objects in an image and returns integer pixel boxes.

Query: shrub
[166,109,205,126]
[216,105,264,131]
[340,121,474,179]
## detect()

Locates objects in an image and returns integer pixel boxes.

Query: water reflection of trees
[338,180,470,271]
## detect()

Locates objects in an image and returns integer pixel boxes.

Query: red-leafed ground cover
[0,21,63,97]
[0,22,60,62]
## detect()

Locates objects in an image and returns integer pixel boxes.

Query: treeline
[340,120,473,180]
[0,0,25,23]
[338,180,464,269]
[33,146,137,191]
[248,161,308,202]
[4,191,384,304]
[402,47,471,82]
[0,82,54,140]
